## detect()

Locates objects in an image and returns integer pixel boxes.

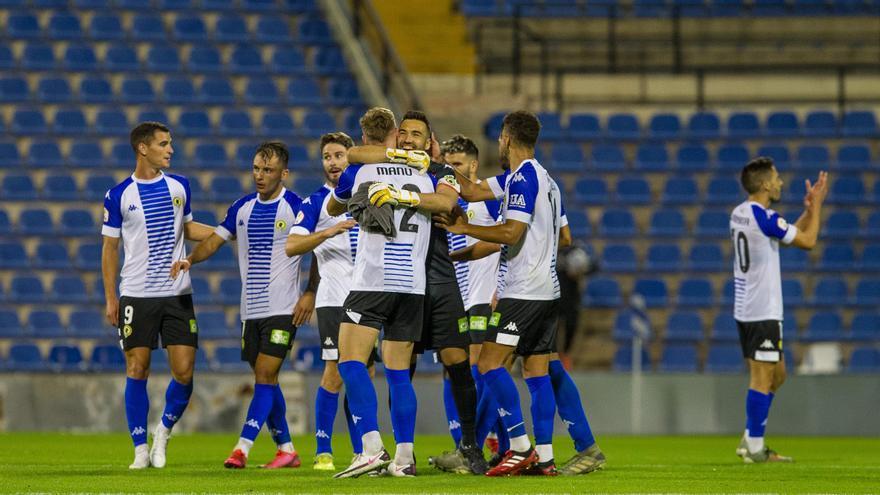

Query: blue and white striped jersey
[216,188,304,320]
[289,184,359,308]
[463,197,502,310]
[102,172,193,298]
[448,198,471,304]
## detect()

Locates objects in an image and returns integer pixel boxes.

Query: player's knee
[171,368,193,385]
[439,347,467,366]
[320,368,343,392]
[254,367,279,385]
[773,366,787,390]
[126,363,149,380]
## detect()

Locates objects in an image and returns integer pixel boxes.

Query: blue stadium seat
[7,12,41,39]
[199,77,235,105]
[193,143,227,169]
[660,344,699,372]
[192,209,218,226]
[662,177,698,205]
[90,345,126,371]
[132,14,166,41]
[830,177,865,205]
[649,209,686,237]
[841,110,877,137]
[726,112,761,139]
[484,112,504,140]
[301,110,336,139]
[173,15,207,41]
[28,141,64,167]
[612,347,651,372]
[177,110,212,137]
[705,345,744,373]
[720,279,737,306]
[146,45,182,73]
[812,276,849,305]
[11,276,45,303]
[863,212,880,239]
[53,108,88,135]
[818,245,855,272]
[12,108,49,135]
[255,16,293,43]
[107,142,132,167]
[48,345,84,372]
[203,243,237,270]
[29,311,67,338]
[84,175,117,200]
[633,278,668,308]
[568,113,601,141]
[0,141,20,168]
[244,79,280,106]
[271,48,308,75]
[37,77,72,103]
[314,46,348,75]
[214,14,249,42]
[162,78,196,105]
[591,144,626,171]
[566,210,590,237]
[50,275,87,303]
[215,346,250,372]
[676,143,710,172]
[646,243,682,272]
[286,76,322,106]
[33,241,73,270]
[860,244,880,271]
[607,113,640,140]
[705,177,740,205]
[836,144,872,172]
[89,14,124,40]
[120,77,155,104]
[0,311,23,338]
[647,113,681,139]
[634,144,669,171]
[599,208,636,237]
[0,209,10,234]
[42,174,78,200]
[757,143,791,170]
[802,311,846,341]
[69,310,110,338]
[803,110,837,137]
[218,276,242,305]
[0,46,11,71]
[2,174,37,200]
[548,143,584,172]
[0,77,29,103]
[47,13,82,40]
[75,242,103,270]
[794,0,831,14]
[151,350,170,372]
[825,211,860,239]
[0,242,28,269]
[602,244,638,273]
[796,144,830,173]
[198,311,235,339]
[229,45,264,74]
[211,176,244,202]
[328,79,361,107]
[286,0,318,13]
[79,77,112,104]
[665,311,704,342]
[60,44,97,73]
[688,242,724,272]
[584,277,622,307]
[780,247,808,271]
[288,144,313,171]
[188,46,223,73]
[298,16,334,45]
[535,112,564,141]
[261,111,297,138]
[854,280,880,307]
[219,110,254,137]
[244,0,281,11]
[104,44,140,72]
[19,209,54,235]
[847,347,880,373]
[8,344,44,372]
[677,277,714,307]
[189,276,213,305]
[687,111,721,139]
[616,178,651,204]
[60,209,96,236]
[765,111,799,137]
[850,313,880,341]
[343,109,363,137]
[782,278,805,307]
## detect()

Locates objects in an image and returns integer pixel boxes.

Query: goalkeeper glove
[368,182,421,208]
[386,148,431,175]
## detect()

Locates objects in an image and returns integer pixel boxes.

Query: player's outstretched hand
[368,182,398,207]
[430,132,443,163]
[105,297,119,327]
[804,171,829,209]
[323,219,357,238]
[292,291,315,326]
[169,258,192,280]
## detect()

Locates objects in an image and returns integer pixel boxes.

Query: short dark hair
[741,156,775,194]
[360,107,397,144]
[320,132,354,151]
[401,110,431,137]
[441,134,479,159]
[502,110,541,148]
[130,121,170,153]
[255,141,289,169]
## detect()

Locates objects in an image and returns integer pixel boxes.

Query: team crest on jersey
[508,194,526,208]
[123,324,133,338]
[172,196,183,208]
[467,209,475,220]
[276,219,288,231]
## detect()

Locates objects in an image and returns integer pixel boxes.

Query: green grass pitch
[0,433,877,493]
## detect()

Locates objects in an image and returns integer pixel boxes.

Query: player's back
[730,201,795,322]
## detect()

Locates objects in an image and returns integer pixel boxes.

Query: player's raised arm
[101,235,121,326]
[789,171,829,250]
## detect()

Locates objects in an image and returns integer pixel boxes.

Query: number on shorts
[123,305,134,325]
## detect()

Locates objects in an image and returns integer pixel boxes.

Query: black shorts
[415,282,470,353]
[737,319,783,363]
[241,314,296,365]
[486,298,559,356]
[318,306,381,364]
[118,295,198,351]
[467,304,493,345]
[342,291,423,342]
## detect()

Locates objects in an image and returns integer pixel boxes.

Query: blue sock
[240,384,275,442]
[549,360,596,451]
[315,386,338,455]
[343,395,363,454]
[482,367,527,439]
[525,375,556,446]
[125,377,149,447]
[338,361,379,435]
[443,377,462,446]
[475,378,499,447]
[161,379,192,429]
[471,364,483,396]
[745,389,772,438]
[496,418,510,453]
[266,384,291,446]
[385,368,417,444]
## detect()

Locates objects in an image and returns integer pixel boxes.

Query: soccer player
[170,142,304,469]
[731,158,827,463]
[101,122,213,469]
[327,107,459,478]
[286,132,361,471]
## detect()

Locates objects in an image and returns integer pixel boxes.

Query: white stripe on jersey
[730,200,798,322]
[102,172,193,298]
[464,198,502,310]
[449,199,470,305]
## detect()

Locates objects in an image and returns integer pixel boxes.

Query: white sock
[509,434,531,452]
[746,435,764,454]
[155,423,172,436]
[235,438,254,456]
[134,444,149,457]
[535,443,554,463]
[362,431,383,455]
[487,432,498,440]
[278,442,295,454]
[394,442,414,465]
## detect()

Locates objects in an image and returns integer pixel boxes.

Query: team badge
[276,219,287,231]
[123,324,133,338]
[467,209,475,220]
[172,196,183,207]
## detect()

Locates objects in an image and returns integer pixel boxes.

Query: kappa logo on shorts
[469,316,488,331]
[270,329,290,346]
[504,321,518,333]
[123,324,133,338]
[189,319,198,334]
[759,339,775,350]
[489,312,502,327]
[457,317,469,334]
[324,337,334,346]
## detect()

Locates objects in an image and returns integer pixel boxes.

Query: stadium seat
[0,140,20,168]
[662,177,698,205]
[860,244,880,271]
[841,110,877,138]
[818,245,855,271]
[665,311,704,342]
[797,144,830,172]
[602,244,638,273]
[647,113,681,139]
[286,76,323,106]
[173,15,207,41]
[37,78,72,104]
[29,311,67,338]
[90,345,126,371]
[633,278,668,308]
[210,176,244,202]
[779,247,808,271]
[0,311,23,338]
[84,175,117,200]
[0,77,29,103]
[847,347,880,373]
[584,277,622,307]
[0,242,28,269]
[152,350,170,372]
[218,276,242,305]
[825,211,860,239]
[138,110,170,127]
[19,209,54,235]
[271,48,308,75]
[830,177,865,205]
[688,243,724,272]
[612,347,651,372]
[48,345,84,372]
[8,344,44,372]
[34,242,72,269]
[188,46,223,73]
[548,143,584,172]
[811,277,849,305]
[11,276,46,303]
[132,14,166,41]
[781,278,805,307]
[12,108,49,135]
[302,111,336,139]
[714,143,749,172]
[198,311,235,340]
[104,44,140,72]
[607,113,640,140]
[314,46,348,76]
[28,141,64,168]
[162,78,197,105]
[7,12,41,39]
[298,16,334,45]
[260,111,297,139]
[850,313,880,341]
[836,144,872,172]
[214,14,249,42]
[766,111,799,137]
[536,112,564,141]
[95,109,129,136]
[677,278,714,307]
[3,174,37,200]
[660,344,699,372]
[648,209,686,237]
[705,345,744,373]
[60,209,96,236]
[757,143,791,170]
[599,208,637,237]
[121,77,156,104]
[22,43,55,71]
[854,280,880,307]
[328,79,361,107]
[676,143,710,172]
[566,210,590,237]
[193,143,227,169]
[63,44,98,71]
[189,276,213,305]
[255,16,293,43]
[288,145,313,170]
[177,110,212,137]
[616,178,651,204]
[726,112,761,139]
[646,243,682,272]
[244,79,280,106]
[863,212,880,239]
[705,177,740,205]
[0,209,10,234]
[803,110,837,137]
[214,346,250,372]
[199,77,235,105]
[633,144,668,171]
[219,110,254,136]
[687,111,721,139]
[568,113,601,141]
[50,275,87,303]
[802,311,846,341]
[192,209,218,226]
[53,108,87,135]
[229,45,264,74]
[75,242,103,270]
[89,14,124,40]
[591,144,627,171]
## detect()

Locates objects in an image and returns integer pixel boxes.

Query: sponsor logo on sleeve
[508,194,526,208]
[777,217,788,230]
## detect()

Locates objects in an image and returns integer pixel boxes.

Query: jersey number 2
[734,231,750,273]
[398,184,421,233]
